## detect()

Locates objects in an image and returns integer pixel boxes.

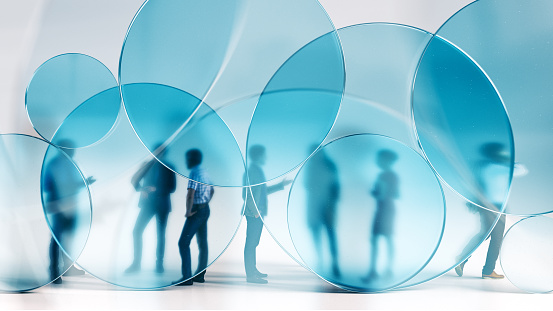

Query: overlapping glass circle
[6,0,553,294]
[501,216,553,293]
[288,134,445,292]
[25,53,121,149]
[433,0,553,215]
[0,134,91,292]
[120,0,344,186]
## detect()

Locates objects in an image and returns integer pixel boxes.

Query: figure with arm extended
[243,145,291,284]
[455,142,523,279]
[304,146,341,277]
[43,139,95,284]
[363,149,399,282]
[175,149,214,286]
[125,144,176,274]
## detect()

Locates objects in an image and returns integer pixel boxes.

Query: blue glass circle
[412,35,514,214]
[120,0,343,186]
[288,134,445,292]
[0,134,91,292]
[122,83,246,187]
[501,216,553,293]
[25,53,120,148]
[68,112,243,289]
[435,0,552,215]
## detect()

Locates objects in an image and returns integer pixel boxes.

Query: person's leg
[324,222,340,276]
[178,210,205,282]
[127,207,154,272]
[482,213,506,276]
[244,216,263,278]
[156,210,169,273]
[195,208,210,274]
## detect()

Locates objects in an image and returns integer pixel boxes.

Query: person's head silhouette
[185,149,203,169]
[249,145,266,165]
[377,149,398,170]
[480,142,509,164]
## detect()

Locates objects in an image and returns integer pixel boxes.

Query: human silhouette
[175,149,214,286]
[125,144,176,274]
[43,139,95,284]
[303,146,341,277]
[455,142,512,279]
[243,145,291,284]
[363,149,399,282]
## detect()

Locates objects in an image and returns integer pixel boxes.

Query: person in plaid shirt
[176,149,214,286]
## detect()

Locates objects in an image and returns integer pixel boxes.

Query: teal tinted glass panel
[435,0,553,215]
[0,134,91,291]
[246,30,344,183]
[288,134,445,292]
[501,216,553,293]
[67,112,243,289]
[120,0,342,186]
[122,83,245,187]
[25,54,120,148]
[412,35,514,213]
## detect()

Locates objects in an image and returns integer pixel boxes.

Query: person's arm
[185,188,196,217]
[266,179,292,195]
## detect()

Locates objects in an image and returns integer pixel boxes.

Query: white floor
[1,222,550,310]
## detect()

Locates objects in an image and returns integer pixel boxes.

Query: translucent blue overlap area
[120,0,343,185]
[288,134,445,292]
[243,23,432,266]
[66,110,243,289]
[122,83,245,187]
[501,216,553,293]
[412,35,514,213]
[25,54,120,148]
[246,30,344,183]
[0,134,91,292]
[434,0,553,215]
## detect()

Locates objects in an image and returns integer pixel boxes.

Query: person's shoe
[192,271,206,283]
[63,266,85,276]
[254,270,268,278]
[155,262,164,274]
[247,276,268,284]
[173,278,193,286]
[124,263,140,274]
[52,277,63,285]
[455,261,466,277]
[482,271,504,279]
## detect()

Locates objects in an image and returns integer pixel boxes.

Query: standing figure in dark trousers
[125,145,176,274]
[43,139,95,284]
[363,149,399,281]
[176,149,213,286]
[456,142,513,279]
[243,145,291,284]
[304,146,341,277]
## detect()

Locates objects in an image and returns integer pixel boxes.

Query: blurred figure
[125,144,176,274]
[304,146,341,277]
[363,149,399,281]
[43,139,95,284]
[243,145,291,284]
[455,142,513,279]
[175,149,213,286]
